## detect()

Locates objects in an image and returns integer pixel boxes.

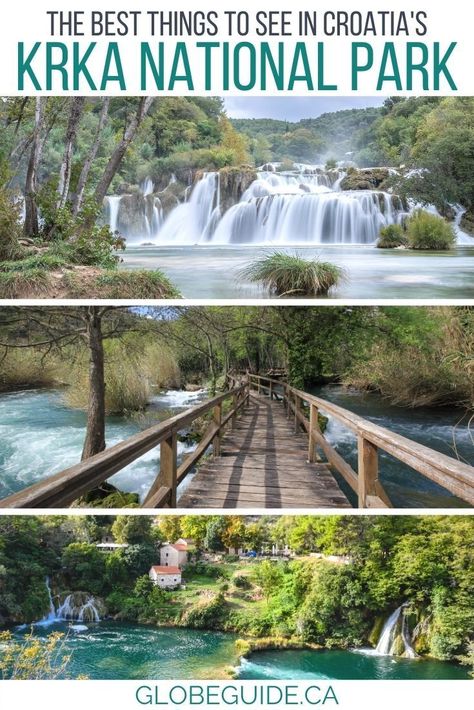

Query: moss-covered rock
[368,615,386,646]
[340,168,390,191]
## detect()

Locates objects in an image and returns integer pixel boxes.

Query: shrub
[239,251,344,297]
[233,574,252,590]
[181,592,228,629]
[406,210,455,250]
[377,223,408,249]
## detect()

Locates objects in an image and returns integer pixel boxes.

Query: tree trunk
[24,97,45,236]
[72,97,110,216]
[81,307,106,460]
[93,97,154,206]
[57,97,86,210]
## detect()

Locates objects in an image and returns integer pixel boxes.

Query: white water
[357,605,417,658]
[0,388,207,503]
[106,165,474,246]
[20,578,101,629]
[106,166,408,246]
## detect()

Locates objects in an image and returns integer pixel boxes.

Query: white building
[149,565,182,589]
[160,542,188,568]
[95,535,129,553]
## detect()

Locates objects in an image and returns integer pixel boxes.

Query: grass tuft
[239,251,345,297]
[68,269,181,299]
[377,224,408,249]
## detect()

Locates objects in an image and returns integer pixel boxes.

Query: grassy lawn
[154,561,262,624]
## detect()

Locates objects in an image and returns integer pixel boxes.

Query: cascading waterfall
[375,605,417,657]
[103,164,408,246]
[26,577,102,627]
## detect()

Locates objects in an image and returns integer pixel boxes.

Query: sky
[224,96,384,122]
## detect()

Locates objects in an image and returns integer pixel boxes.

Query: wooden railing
[246,373,474,508]
[0,383,250,509]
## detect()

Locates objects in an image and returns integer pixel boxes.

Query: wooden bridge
[1,374,473,509]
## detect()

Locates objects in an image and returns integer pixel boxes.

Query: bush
[233,574,252,590]
[239,251,345,297]
[0,189,23,261]
[181,592,228,629]
[377,223,408,249]
[406,210,455,250]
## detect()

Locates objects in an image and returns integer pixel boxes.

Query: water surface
[121,245,474,299]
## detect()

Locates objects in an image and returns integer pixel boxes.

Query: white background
[0,679,473,710]
[0,0,472,94]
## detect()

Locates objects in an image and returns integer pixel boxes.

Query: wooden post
[213,402,222,457]
[269,381,273,400]
[358,434,379,507]
[294,394,301,433]
[257,377,261,395]
[308,403,320,463]
[231,392,238,429]
[160,432,177,507]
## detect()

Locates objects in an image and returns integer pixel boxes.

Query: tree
[72,98,110,216]
[0,631,73,680]
[23,97,45,236]
[111,516,154,545]
[221,517,247,550]
[57,97,86,209]
[253,560,285,601]
[93,97,155,206]
[0,307,146,460]
[61,542,106,594]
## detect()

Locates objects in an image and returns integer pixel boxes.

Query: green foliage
[181,592,228,629]
[112,516,154,545]
[37,186,125,269]
[240,252,344,297]
[405,210,455,250]
[90,270,180,298]
[61,542,106,595]
[377,223,407,249]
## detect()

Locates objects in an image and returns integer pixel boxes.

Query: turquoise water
[237,649,470,681]
[122,245,474,299]
[0,386,470,507]
[314,385,473,508]
[16,622,238,679]
[0,388,206,502]
[14,623,468,680]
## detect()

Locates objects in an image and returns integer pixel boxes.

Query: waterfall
[26,578,102,627]
[375,605,417,657]
[104,164,408,246]
[157,172,221,244]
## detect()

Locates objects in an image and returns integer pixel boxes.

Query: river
[14,622,468,680]
[0,387,207,503]
[0,386,470,507]
[314,385,473,508]
[121,244,474,299]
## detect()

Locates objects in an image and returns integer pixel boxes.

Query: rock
[217,167,258,212]
[460,208,474,235]
[340,168,391,191]
[185,383,202,392]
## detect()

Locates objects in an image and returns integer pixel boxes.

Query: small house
[149,566,182,589]
[160,542,188,568]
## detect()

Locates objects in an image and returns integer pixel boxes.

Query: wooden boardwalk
[178,394,350,508]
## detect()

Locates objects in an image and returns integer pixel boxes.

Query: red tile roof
[172,543,187,551]
[150,566,181,575]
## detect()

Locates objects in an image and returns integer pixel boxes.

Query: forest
[0,96,473,298]
[0,514,472,679]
